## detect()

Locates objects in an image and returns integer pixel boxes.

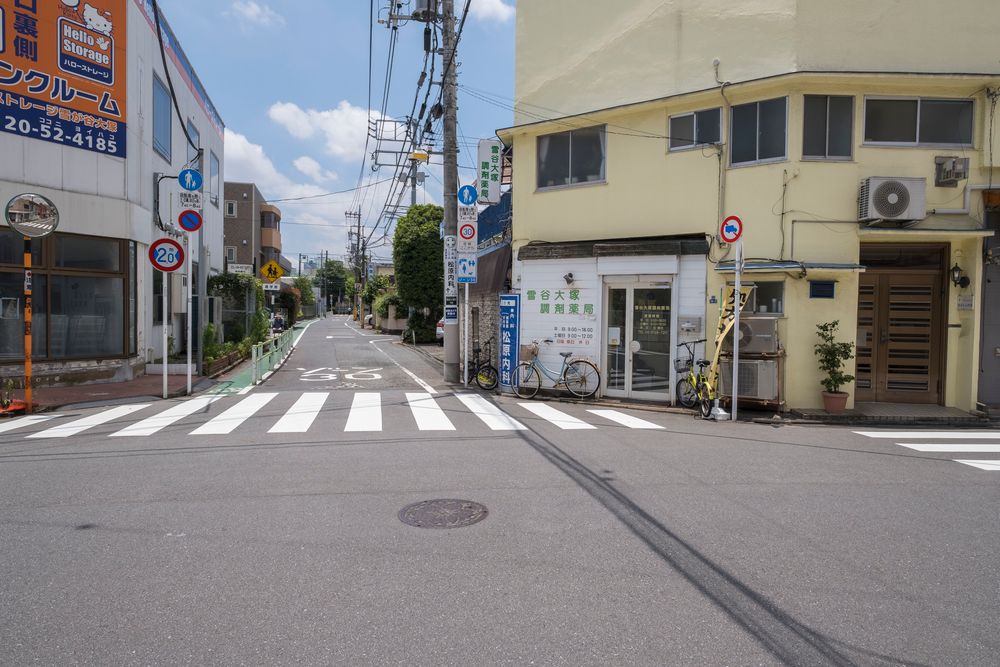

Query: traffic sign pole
[732,239,743,422]
[163,274,168,399]
[186,234,193,396]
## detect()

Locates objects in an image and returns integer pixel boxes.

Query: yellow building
[499,0,1000,411]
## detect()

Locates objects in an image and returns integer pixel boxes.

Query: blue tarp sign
[498,294,520,390]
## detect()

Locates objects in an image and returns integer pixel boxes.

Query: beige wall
[515,0,1000,125]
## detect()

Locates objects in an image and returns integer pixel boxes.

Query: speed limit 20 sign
[149,238,184,272]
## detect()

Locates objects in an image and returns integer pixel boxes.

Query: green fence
[251,329,295,384]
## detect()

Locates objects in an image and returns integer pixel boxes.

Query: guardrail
[251,328,295,384]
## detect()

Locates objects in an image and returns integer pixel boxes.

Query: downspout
[714,59,733,263]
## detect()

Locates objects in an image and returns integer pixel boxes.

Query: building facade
[223,182,287,276]
[501,0,1000,411]
[0,0,224,383]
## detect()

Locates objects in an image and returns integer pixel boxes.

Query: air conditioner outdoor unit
[720,359,779,401]
[721,317,779,354]
[858,177,926,222]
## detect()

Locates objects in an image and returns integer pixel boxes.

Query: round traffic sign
[178,168,203,192]
[720,215,743,244]
[178,209,203,232]
[457,184,477,206]
[459,223,476,240]
[149,238,185,272]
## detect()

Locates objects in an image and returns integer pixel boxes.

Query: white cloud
[469,0,515,23]
[293,156,338,184]
[230,1,284,27]
[268,100,375,161]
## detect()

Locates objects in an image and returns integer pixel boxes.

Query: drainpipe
[930,183,994,216]
[713,59,733,264]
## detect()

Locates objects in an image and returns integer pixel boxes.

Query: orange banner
[0,0,127,157]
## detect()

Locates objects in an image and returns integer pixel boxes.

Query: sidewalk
[5,374,216,412]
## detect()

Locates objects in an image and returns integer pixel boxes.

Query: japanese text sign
[498,294,520,389]
[477,139,502,204]
[0,0,127,157]
[444,235,457,297]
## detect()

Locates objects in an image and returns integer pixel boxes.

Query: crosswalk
[855,430,1000,471]
[0,392,670,441]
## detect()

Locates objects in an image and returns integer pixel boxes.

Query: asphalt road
[0,316,997,666]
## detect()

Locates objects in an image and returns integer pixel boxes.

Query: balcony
[261,227,281,252]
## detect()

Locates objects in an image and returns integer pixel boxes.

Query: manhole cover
[398,499,488,529]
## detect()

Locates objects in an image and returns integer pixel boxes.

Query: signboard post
[178,169,202,395]
[498,294,520,392]
[149,237,184,398]
[720,215,744,422]
[5,194,60,414]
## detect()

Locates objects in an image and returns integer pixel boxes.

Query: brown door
[857,271,944,403]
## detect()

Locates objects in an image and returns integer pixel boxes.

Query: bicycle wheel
[676,376,698,408]
[475,364,499,391]
[512,362,541,399]
[697,382,713,419]
[564,359,600,398]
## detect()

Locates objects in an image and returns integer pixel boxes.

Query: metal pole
[442,0,460,383]
[162,271,168,399]
[463,282,469,385]
[731,239,742,421]
[186,234,193,395]
[23,238,32,414]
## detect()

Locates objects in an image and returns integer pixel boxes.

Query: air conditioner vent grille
[872,180,911,218]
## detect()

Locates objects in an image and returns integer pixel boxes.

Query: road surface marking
[406,393,455,431]
[27,404,150,439]
[953,460,1000,471]
[369,338,437,394]
[0,415,55,435]
[855,431,1000,439]
[587,409,664,430]
[269,393,329,433]
[191,394,278,435]
[456,394,526,430]
[896,443,1000,453]
[518,403,596,430]
[345,393,381,431]
[110,396,223,437]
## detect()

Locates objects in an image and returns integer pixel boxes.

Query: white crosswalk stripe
[855,430,1000,471]
[587,409,664,430]
[110,396,223,437]
[191,393,278,435]
[27,404,150,439]
[0,415,55,435]
[406,393,455,431]
[519,403,596,430]
[345,393,381,432]
[269,392,328,433]
[456,394,526,430]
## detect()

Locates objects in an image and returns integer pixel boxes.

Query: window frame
[151,74,172,162]
[225,200,237,217]
[862,96,975,148]
[802,94,854,161]
[668,107,722,152]
[225,246,237,263]
[209,151,220,207]
[535,125,607,191]
[729,97,789,167]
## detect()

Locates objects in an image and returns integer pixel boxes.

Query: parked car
[436,318,444,345]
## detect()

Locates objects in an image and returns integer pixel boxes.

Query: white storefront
[514,238,708,402]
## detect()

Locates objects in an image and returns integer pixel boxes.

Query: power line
[264,178,395,203]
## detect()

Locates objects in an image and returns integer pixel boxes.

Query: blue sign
[445,306,458,322]
[457,185,477,206]
[456,256,477,284]
[179,168,203,192]
[178,210,202,232]
[498,294,520,390]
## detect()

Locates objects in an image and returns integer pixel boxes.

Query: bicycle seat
[559,352,572,358]
[697,359,711,367]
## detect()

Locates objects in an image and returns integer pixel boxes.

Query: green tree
[361,274,390,305]
[293,276,316,305]
[393,205,443,341]
[313,260,348,299]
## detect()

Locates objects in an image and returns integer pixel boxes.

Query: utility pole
[441,0,459,382]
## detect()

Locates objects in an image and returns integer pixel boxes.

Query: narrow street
[0,316,996,665]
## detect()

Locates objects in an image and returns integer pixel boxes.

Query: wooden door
[856,271,943,403]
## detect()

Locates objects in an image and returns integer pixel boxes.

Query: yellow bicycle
[675,339,717,418]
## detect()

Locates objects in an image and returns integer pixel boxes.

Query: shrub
[814,320,856,394]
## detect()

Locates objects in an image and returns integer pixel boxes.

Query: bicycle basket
[519,342,539,359]
[673,357,692,373]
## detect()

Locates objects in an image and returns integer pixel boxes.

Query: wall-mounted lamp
[951,263,971,288]
[563,272,574,285]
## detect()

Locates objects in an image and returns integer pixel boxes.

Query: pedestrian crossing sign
[261,260,284,283]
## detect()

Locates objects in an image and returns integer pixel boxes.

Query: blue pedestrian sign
[457,255,477,284]
[457,185,477,206]
[178,168,203,192]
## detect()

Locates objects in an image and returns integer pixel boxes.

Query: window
[152,270,165,325]
[747,281,784,315]
[803,95,853,159]
[225,246,237,263]
[864,98,973,146]
[809,280,836,299]
[210,152,220,206]
[536,125,606,188]
[186,120,201,170]
[225,201,237,217]
[731,97,787,165]
[669,108,721,150]
[152,75,171,161]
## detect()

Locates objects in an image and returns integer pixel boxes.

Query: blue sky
[160,0,517,266]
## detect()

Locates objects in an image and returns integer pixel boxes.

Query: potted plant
[814,320,855,414]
